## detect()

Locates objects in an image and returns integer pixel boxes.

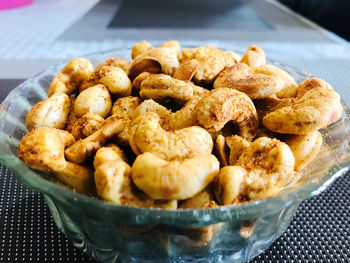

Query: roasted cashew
[128,44,179,79]
[286,131,322,171]
[95,65,132,96]
[74,84,112,118]
[159,40,181,55]
[132,97,201,130]
[131,152,220,200]
[69,113,105,140]
[131,72,155,92]
[131,40,153,59]
[215,135,250,167]
[94,146,177,209]
[93,144,127,168]
[254,64,298,98]
[193,88,258,139]
[49,58,93,96]
[188,45,227,84]
[226,135,250,165]
[215,137,295,204]
[26,93,70,131]
[129,112,213,160]
[139,74,194,101]
[215,135,229,167]
[221,50,241,67]
[18,127,92,193]
[263,78,343,134]
[240,45,266,69]
[111,96,141,145]
[65,115,125,164]
[179,187,219,209]
[95,58,130,73]
[173,59,199,82]
[128,58,161,81]
[80,59,131,93]
[213,63,283,99]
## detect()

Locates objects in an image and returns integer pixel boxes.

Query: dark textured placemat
[1,79,350,262]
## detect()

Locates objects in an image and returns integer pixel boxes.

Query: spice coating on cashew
[94,146,177,209]
[26,93,70,131]
[18,127,92,193]
[140,74,194,101]
[194,88,258,140]
[49,58,93,96]
[188,45,227,84]
[213,63,283,99]
[65,116,125,164]
[129,43,179,78]
[74,84,112,118]
[132,152,220,200]
[254,64,298,98]
[215,137,295,204]
[69,113,105,140]
[240,45,266,69]
[111,96,141,145]
[173,59,199,82]
[129,112,213,160]
[263,78,343,134]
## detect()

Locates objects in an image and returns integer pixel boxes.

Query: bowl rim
[1,47,350,225]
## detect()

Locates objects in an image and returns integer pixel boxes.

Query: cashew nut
[129,112,213,160]
[96,65,132,96]
[254,64,298,98]
[226,135,250,165]
[111,96,141,145]
[18,127,92,193]
[215,137,295,204]
[139,74,194,101]
[94,146,177,209]
[131,40,153,59]
[132,97,201,130]
[215,134,250,167]
[286,131,322,171]
[213,63,283,99]
[95,58,130,73]
[128,44,179,79]
[159,40,181,55]
[131,152,220,200]
[173,59,199,82]
[26,93,70,131]
[69,113,105,140]
[263,78,343,134]
[240,45,266,69]
[189,45,227,84]
[178,48,197,63]
[65,115,125,164]
[194,88,258,139]
[49,58,93,96]
[179,187,219,209]
[74,84,112,118]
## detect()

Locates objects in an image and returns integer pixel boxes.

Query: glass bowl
[1,48,350,263]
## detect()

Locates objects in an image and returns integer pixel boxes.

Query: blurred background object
[0,0,33,10]
[279,0,350,40]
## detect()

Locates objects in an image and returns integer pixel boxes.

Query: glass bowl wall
[0,48,349,263]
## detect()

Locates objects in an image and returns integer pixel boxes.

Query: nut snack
[18,40,343,210]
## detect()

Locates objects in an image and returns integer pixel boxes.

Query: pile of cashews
[18,41,343,209]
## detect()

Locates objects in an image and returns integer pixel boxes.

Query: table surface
[0,0,350,262]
